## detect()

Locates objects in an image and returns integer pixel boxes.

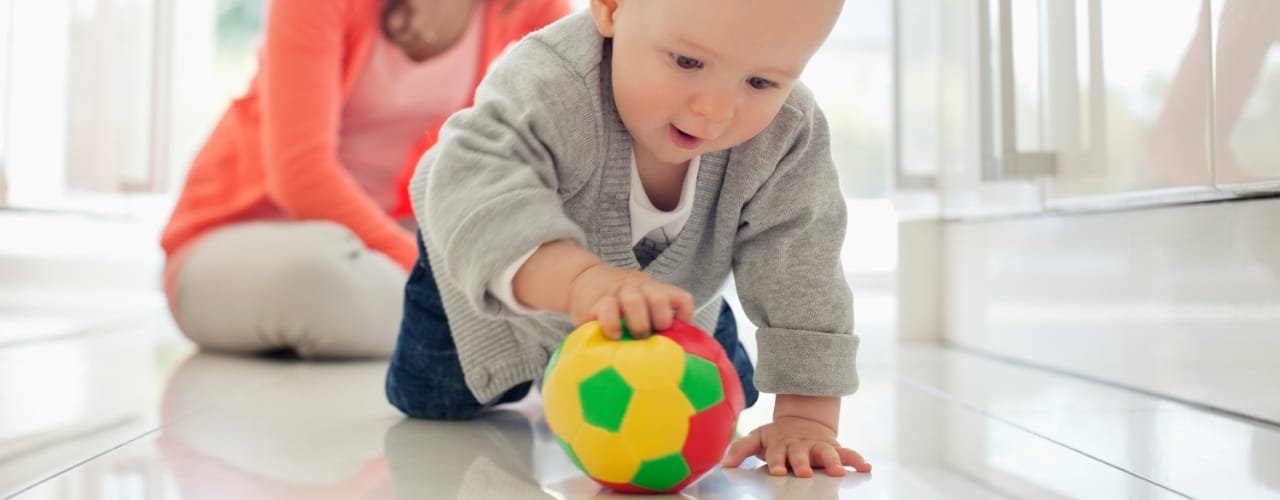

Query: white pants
[167,221,408,358]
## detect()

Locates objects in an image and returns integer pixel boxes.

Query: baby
[387,0,871,478]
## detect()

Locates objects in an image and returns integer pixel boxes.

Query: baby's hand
[722,416,871,477]
[567,263,693,339]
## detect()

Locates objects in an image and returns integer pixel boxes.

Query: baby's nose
[689,88,734,129]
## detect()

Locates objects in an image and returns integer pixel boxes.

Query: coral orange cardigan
[161,0,571,271]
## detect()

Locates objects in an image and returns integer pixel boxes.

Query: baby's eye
[672,53,703,70]
[747,76,776,90]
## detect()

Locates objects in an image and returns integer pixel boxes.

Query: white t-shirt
[487,154,702,314]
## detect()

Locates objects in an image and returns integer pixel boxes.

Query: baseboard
[938,196,1280,422]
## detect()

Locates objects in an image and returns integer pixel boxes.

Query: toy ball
[541,319,746,493]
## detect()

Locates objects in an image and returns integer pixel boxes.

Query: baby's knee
[385,368,487,420]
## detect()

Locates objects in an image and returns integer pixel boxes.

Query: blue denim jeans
[386,232,759,420]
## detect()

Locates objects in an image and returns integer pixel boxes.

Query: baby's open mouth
[669,124,703,150]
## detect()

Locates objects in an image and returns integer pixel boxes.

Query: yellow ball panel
[541,369,584,441]
[552,335,618,387]
[618,385,694,459]
[570,425,642,483]
[612,335,686,390]
[561,321,607,355]
[577,326,620,354]
[544,321,621,440]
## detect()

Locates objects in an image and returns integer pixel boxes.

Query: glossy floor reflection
[7,330,1280,500]
[4,306,1280,499]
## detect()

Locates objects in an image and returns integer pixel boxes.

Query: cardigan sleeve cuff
[752,327,860,397]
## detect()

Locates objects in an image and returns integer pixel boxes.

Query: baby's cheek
[726,111,778,148]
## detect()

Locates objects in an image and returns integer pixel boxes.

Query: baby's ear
[589,0,620,38]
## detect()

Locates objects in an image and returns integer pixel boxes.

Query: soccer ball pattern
[541,320,745,493]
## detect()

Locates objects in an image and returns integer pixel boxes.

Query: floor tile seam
[0,403,213,500]
[897,376,1195,500]
[0,415,141,466]
[1,428,161,499]
[942,343,1280,430]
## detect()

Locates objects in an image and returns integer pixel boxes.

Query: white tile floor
[3,299,1280,500]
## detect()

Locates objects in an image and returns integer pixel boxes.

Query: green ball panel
[678,354,724,412]
[579,367,633,432]
[630,453,691,491]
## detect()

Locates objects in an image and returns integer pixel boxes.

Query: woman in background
[161,0,571,358]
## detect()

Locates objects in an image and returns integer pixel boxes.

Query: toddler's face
[594,0,842,170]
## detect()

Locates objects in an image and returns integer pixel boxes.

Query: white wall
[936,196,1280,422]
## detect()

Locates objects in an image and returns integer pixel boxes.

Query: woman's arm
[259,0,417,269]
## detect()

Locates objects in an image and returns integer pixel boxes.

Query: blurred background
[2,0,1279,498]
[4,0,1278,294]
[0,0,899,301]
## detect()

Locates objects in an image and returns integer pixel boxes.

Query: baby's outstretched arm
[722,394,871,477]
[511,241,693,338]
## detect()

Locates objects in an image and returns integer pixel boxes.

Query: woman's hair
[381,0,525,42]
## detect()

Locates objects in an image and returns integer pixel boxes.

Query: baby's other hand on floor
[723,417,871,477]
[567,263,693,339]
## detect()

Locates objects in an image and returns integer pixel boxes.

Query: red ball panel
[656,322,723,365]
[680,401,736,480]
[597,479,655,494]
[659,320,744,413]
[713,348,745,414]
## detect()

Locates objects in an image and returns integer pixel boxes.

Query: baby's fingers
[787,443,814,477]
[815,444,846,477]
[670,288,694,324]
[646,288,676,332]
[594,298,623,339]
[764,441,788,476]
[838,447,872,473]
[617,287,652,337]
[721,432,762,468]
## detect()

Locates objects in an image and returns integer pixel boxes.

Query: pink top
[338,3,483,212]
[160,0,572,280]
